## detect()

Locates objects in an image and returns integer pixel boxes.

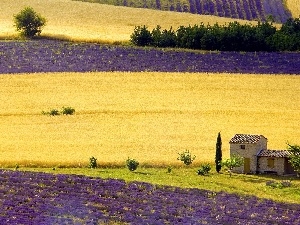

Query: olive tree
[14,7,46,38]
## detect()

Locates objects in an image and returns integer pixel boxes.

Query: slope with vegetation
[74,0,292,23]
[0,1,299,223]
[0,0,269,43]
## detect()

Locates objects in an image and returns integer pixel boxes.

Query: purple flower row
[0,40,300,74]
[263,0,292,22]
[0,169,300,224]
[191,0,291,22]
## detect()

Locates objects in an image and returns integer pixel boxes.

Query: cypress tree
[215,132,222,173]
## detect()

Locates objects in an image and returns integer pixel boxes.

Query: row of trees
[130,18,300,51]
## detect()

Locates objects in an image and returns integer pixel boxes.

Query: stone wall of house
[230,136,268,174]
[230,143,257,173]
[258,157,285,175]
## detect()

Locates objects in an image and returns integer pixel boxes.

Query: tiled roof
[257,149,291,158]
[229,134,266,144]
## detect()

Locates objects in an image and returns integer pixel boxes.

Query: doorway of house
[244,158,250,173]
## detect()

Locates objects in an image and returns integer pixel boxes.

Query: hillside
[74,0,294,23]
[0,0,261,43]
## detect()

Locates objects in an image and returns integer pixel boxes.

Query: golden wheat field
[0,72,299,167]
[286,0,300,18]
[0,0,262,43]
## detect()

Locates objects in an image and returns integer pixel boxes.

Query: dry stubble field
[0,72,299,167]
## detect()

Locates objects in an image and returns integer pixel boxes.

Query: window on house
[240,145,245,149]
[267,158,275,168]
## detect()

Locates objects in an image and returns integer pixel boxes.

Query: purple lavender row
[0,40,300,74]
[262,0,292,22]
[0,169,299,224]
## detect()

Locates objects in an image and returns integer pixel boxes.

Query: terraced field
[0,40,299,167]
[0,0,299,224]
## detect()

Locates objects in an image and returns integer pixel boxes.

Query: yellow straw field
[286,0,300,18]
[0,72,299,167]
[0,0,260,43]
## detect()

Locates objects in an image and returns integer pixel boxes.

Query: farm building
[229,134,295,175]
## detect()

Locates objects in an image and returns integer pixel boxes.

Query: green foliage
[42,107,75,116]
[130,25,153,46]
[15,164,20,171]
[266,180,292,189]
[14,7,46,38]
[269,18,300,51]
[177,150,196,166]
[151,25,177,47]
[62,106,75,115]
[215,132,222,173]
[130,18,300,51]
[287,143,300,176]
[126,158,139,171]
[197,163,211,175]
[89,156,97,169]
[221,154,244,177]
[42,108,60,116]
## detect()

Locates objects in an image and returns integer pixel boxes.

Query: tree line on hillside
[130,18,300,51]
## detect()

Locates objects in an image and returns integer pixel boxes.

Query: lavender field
[1,40,300,74]
[0,170,299,224]
[1,38,300,224]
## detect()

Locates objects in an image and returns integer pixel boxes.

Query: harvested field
[0,72,299,166]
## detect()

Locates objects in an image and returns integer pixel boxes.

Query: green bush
[197,163,211,175]
[177,150,196,166]
[14,7,46,38]
[62,106,75,115]
[126,158,139,171]
[42,107,75,116]
[151,25,177,47]
[42,108,60,116]
[89,156,97,169]
[130,17,300,51]
[130,25,153,46]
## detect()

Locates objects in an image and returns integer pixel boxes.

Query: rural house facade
[229,134,295,175]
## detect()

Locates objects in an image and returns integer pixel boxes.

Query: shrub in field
[266,180,292,188]
[42,107,75,116]
[14,7,46,38]
[126,158,139,171]
[197,163,211,175]
[130,25,153,46]
[42,108,60,116]
[221,154,244,177]
[151,25,177,47]
[89,156,97,169]
[62,106,75,115]
[177,150,196,166]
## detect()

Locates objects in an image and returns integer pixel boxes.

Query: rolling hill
[74,0,297,23]
[0,0,285,43]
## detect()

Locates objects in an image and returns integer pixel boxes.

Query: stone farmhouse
[229,134,295,175]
